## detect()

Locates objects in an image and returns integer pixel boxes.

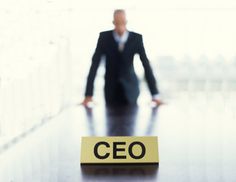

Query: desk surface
[0,92,236,182]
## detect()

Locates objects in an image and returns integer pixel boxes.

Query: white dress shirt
[113,30,129,51]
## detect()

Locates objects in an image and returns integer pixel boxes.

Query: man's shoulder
[99,30,113,36]
[129,31,142,38]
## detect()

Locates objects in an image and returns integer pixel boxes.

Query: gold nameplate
[80,136,159,164]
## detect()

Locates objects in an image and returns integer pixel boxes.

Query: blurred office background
[1,0,236,154]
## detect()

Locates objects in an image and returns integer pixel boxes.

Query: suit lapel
[110,31,120,53]
[122,32,132,53]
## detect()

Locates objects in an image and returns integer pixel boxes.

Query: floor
[0,91,236,182]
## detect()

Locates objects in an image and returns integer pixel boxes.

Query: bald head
[113,9,127,36]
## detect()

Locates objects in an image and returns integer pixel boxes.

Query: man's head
[113,9,127,36]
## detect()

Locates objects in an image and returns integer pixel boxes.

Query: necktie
[118,42,125,52]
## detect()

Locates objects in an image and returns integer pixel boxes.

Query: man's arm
[137,35,164,106]
[138,35,159,96]
[82,33,104,106]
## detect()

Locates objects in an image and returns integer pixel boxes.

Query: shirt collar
[113,30,129,43]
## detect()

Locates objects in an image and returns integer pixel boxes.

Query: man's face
[113,12,127,36]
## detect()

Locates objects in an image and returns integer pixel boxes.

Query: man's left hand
[152,99,164,107]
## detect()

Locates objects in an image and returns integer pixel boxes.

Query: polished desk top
[0,92,236,181]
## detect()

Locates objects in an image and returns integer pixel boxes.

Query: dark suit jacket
[85,30,159,104]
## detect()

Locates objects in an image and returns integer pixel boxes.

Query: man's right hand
[81,96,93,107]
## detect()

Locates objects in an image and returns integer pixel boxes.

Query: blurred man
[82,9,162,106]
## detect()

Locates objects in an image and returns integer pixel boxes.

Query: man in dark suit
[82,9,162,106]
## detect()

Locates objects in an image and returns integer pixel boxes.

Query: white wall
[1,0,236,141]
